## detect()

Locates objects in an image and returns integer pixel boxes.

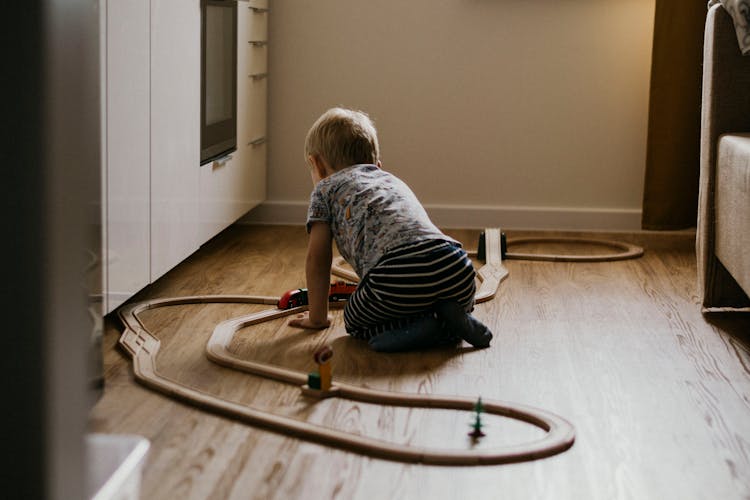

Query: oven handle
[213,154,233,167]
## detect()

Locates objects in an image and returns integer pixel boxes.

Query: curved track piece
[115,228,575,465]
[505,237,644,262]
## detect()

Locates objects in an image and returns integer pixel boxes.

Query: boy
[288,107,492,352]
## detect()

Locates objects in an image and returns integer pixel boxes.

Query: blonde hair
[305,108,380,170]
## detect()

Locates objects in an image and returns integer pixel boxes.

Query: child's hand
[288,312,331,330]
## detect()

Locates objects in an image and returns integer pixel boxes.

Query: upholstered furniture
[697,3,750,309]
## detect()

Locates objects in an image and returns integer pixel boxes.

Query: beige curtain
[641,0,707,230]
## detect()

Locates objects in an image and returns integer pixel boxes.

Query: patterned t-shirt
[306,164,457,279]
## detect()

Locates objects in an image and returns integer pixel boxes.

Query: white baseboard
[239,200,643,231]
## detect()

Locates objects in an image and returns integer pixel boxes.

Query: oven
[200,0,237,165]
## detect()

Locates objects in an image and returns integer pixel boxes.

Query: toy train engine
[277,288,309,309]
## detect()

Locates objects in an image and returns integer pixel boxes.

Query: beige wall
[253,0,656,230]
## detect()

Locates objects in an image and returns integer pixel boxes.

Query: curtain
[641,0,708,230]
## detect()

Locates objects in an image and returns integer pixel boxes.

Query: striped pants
[343,239,476,339]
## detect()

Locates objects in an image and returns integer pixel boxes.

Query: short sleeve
[306,184,331,233]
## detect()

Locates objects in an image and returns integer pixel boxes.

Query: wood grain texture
[90,225,750,499]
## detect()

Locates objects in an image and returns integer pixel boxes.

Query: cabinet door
[104,0,150,313]
[150,0,201,281]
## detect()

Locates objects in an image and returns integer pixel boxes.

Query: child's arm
[288,221,333,329]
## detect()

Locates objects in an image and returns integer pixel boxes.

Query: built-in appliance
[200,0,237,165]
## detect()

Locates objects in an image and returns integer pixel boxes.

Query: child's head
[305,108,380,171]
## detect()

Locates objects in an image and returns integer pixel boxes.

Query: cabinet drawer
[245,76,267,141]
[247,6,267,41]
[199,153,247,241]
[246,43,267,76]
[246,138,267,204]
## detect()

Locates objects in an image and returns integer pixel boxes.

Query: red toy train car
[277,281,358,309]
[277,288,309,309]
[328,280,357,302]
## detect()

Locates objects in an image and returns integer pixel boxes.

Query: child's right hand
[288,312,331,330]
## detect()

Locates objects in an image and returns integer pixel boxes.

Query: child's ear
[309,155,328,180]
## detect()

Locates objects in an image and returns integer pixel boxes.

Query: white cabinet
[102,0,266,313]
[102,0,151,313]
[150,0,201,282]
[198,0,267,242]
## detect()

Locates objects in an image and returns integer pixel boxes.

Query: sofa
[697,3,750,310]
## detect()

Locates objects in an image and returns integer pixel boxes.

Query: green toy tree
[468,397,486,438]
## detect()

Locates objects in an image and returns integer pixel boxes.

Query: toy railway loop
[204,307,575,465]
[117,228,576,465]
[504,236,644,263]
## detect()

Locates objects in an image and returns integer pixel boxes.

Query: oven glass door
[200,0,237,165]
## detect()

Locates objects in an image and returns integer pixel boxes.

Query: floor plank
[90,225,750,500]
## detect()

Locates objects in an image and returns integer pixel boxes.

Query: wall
[247,0,656,230]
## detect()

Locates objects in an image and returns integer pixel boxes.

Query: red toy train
[277,280,358,309]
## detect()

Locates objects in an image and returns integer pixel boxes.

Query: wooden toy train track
[117,229,582,465]
[504,236,644,262]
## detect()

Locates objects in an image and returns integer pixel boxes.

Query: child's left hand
[288,312,331,330]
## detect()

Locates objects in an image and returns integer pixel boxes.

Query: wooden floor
[90,225,750,500]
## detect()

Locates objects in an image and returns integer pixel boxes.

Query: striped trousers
[343,239,476,339]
